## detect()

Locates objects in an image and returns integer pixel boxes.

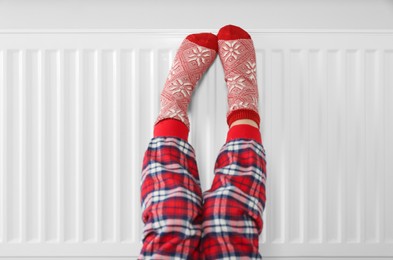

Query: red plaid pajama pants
[139,136,267,259]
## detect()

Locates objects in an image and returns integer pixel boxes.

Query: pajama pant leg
[139,137,203,259]
[200,139,267,259]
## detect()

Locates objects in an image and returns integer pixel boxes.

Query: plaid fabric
[200,139,267,259]
[139,137,203,260]
[139,137,266,260]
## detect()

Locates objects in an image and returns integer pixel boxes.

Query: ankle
[227,108,260,128]
[230,119,258,129]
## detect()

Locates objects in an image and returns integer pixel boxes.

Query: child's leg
[200,24,267,259]
[139,136,203,259]
[200,125,266,259]
[139,33,218,259]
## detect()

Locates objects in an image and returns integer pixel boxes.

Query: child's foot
[217,24,260,128]
[154,33,218,140]
[218,24,262,144]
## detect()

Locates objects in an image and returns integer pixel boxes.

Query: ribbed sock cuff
[227,109,261,127]
[154,118,189,141]
[226,124,262,144]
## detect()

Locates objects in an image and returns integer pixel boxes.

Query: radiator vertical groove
[376,49,384,244]
[150,49,157,129]
[94,49,102,243]
[307,49,325,244]
[37,49,45,243]
[358,49,366,244]
[264,48,272,244]
[119,50,133,243]
[18,50,25,243]
[321,49,328,245]
[270,49,285,244]
[57,50,64,243]
[364,50,383,243]
[345,49,366,244]
[302,49,309,245]
[6,50,19,242]
[283,49,290,244]
[63,49,78,242]
[102,50,116,242]
[113,49,120,243]
[326,50,342,243]
[0,50,6,243]
[130,49,141,243]
[337,49,346,244]
[288,49,307,244]
[376,50,384,244]
[75,49,83,243]
[44,50,59,242]
[385,51,393,243]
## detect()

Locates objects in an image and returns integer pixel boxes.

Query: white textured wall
[1,0,393,30]
[0,30,393,259]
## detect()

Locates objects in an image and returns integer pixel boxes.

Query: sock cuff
[227,109,260,127]
[226,124,262,144]
[154,118,189,141]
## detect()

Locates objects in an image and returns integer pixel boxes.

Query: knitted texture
[217,24,261,127]
[155,33,218,129]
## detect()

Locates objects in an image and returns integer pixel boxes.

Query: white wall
[0,1,393,259]
[1,0,393,30]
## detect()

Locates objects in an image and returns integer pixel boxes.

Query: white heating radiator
[0,30,393,259]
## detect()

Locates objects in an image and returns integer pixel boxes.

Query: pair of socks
[153,24,261,143]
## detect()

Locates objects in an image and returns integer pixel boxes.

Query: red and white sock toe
[217,24,261,128]
[154,33,218,141]
[218,24,262,143]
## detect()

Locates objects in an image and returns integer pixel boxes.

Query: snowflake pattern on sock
[156,38,217,129]
[218,38,259,117]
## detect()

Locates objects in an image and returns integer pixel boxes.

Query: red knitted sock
[154,33,218,140]
[217,24,261,128]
